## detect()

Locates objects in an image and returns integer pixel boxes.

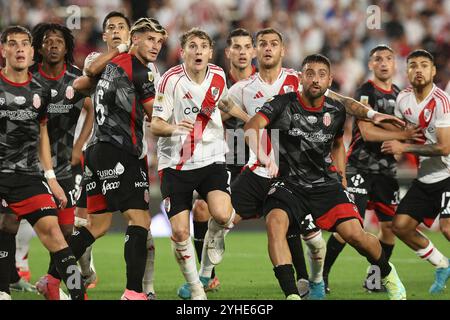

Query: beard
[305,86,326,100]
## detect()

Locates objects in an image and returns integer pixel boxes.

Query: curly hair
[31,23,74,64]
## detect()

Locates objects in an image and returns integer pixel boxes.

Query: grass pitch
[11,231,450,300]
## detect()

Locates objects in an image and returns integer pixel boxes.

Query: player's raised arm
[357,120,422,142]
[328,89,405,127]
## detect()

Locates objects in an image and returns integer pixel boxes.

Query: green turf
[11,231,450,300]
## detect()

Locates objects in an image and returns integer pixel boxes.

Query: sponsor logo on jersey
[0,97,5,105]
[33,94,41,109]
[66,86,74,100]
[140,168,147,180]
[14,96,26,105]
[323,112,331,126]
[48,103,74,113]
[0,109,37,120]
[84,166,93,177]
[182,92,193,100]
[306,115,318,124]
[102,180,120,194]
[135,181,149,188]
[346,186,368,195]
[404,108,412,116]
[0,251,8,259]
[86,182,96,192]
[350,174,365,186]
[51,89,58,98]
[253,91,264,99]
[288,128,333,142]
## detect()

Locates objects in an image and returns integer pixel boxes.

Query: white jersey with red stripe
[153,63,228,171]
[395,84,450,183]
[228,67,300,178]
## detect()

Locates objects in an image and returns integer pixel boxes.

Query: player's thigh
[346,172,370,218]
[159,168,195,219]
[123,208,150,229]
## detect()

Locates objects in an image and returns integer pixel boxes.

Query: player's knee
[60,224,74,239]
[0,214,20,234]
[193,200,210,221]
[266,211,288,239]
[171,227,190,242]
[391,219,407,238]
[342,230,365,248]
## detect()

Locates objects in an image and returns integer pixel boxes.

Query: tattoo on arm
[218,101,232,113]
[328,90,368,119]
[404,144,446,157]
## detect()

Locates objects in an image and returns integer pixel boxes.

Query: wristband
[117,43,129,54]
[44,170,56,180]
[367,109,378,119]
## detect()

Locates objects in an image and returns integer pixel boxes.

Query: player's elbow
[439,144,450,156]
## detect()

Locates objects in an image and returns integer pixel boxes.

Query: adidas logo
[253,91,264,99]
[404,108,412,116]
[183,92,193,99]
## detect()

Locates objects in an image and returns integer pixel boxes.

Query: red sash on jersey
[176,74,225,170]
[418,98,436,130]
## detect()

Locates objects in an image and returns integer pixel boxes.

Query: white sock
[15,220,34,271]
[209,210,235,233]
[415,241,449,269]
[142,230,155,294]
[303,231,326,283]
[78,245,94,276]
[171,237,201,285]
[199,231,215,279]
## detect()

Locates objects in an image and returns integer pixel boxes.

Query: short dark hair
[180,28,213,49]
[301,54,331,71]
[369,44,394,57]
[226,28,254,47]
[255,28,283,43]
[31,23,74,64]
[407,49,434,64]
[102,11,131,32]
[1,25,32,44]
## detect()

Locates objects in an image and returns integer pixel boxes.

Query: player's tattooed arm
[219,98,250,122]
[381,126,450,156]
[84,47,127,78]
[328,90,405,127]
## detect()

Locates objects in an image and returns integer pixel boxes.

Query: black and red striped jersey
[89,53,156,158]
[30,63,86,179]
[0,71,50,175]
[346,80,400,176]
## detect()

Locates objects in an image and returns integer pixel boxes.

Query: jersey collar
[38,63,66,81]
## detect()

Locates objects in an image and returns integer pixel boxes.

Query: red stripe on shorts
[315,203,363,231]
[8,194,56,216]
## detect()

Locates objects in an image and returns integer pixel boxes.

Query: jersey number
[96,89,106,125]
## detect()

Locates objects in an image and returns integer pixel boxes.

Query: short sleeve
[134,65,156,104]
[434,94,450,128]
[354,84,375,110]
[152,75,174,121]
[394,94,405,120]
[228,82,245,111]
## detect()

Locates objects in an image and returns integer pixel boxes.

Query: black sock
[47,253,54,275]
[9,238,20,284]
[286,233,308,280]
[124,225,148,292]
[273,264,299,297]
[323,234,346,278]
[380,241,394,261]
[367,249,392,278]
[52,247,85,300]
[193,221,216,279]
[48,226,95,279]
[0,230,15,293]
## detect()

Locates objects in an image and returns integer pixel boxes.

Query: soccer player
[0,25,84,300]
[225,28,319,298]
[43,18,168,300]
[27,23,94,300]
[245,54,407,300]
[381,49,450,294]
[187,28,257,296]
[323,45,421,293]
[151,28,245,300]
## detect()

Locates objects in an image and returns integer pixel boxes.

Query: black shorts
[396,177,450,228]
[227,164,245,184]
[231,168,271,219]
[84,142,150,214]
[263,180,362,232]
[0,173,57,220]
[346,172,399,222]
[159,163,230,218]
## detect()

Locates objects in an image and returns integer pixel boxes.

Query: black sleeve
[133,63,156,104]
[257,93,289,124]
[354,83,375,110]
[37,88,51,123]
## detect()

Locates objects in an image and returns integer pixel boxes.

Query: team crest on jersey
[51,89,58,98]
[0,98,4,105]
[148,71,154,82]
[14,96,26,105]
[157,94,164,103]
[66,86,74,100]
[323,112,331,126]
[283,85,294,93]
[163,197,171,213]
[33,94,41,109]
[424,109,432,122]
[211,87,220,101]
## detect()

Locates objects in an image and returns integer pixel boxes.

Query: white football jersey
[228,68,300,178]
[395,84,450,183]
[153,63,228,171]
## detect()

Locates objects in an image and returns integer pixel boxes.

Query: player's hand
[381,140,406,155]
[47,179,68,209]
[372,113,405,127]
[260,156,278,178]
[172,119,194,136]
[402,125,424,142]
